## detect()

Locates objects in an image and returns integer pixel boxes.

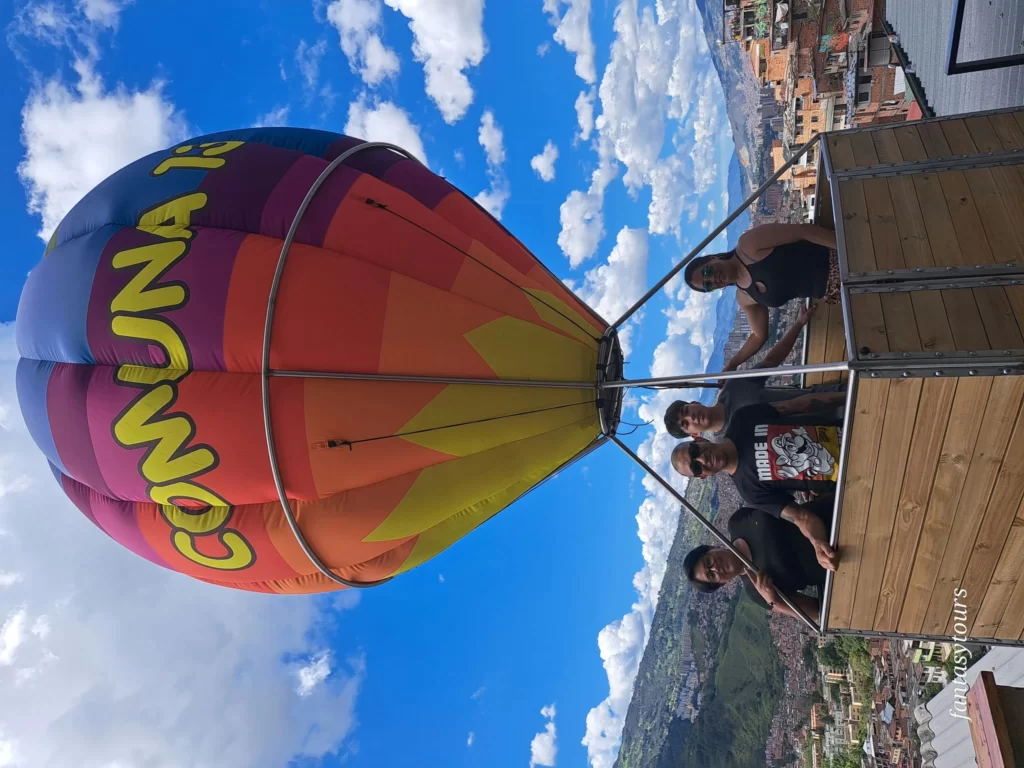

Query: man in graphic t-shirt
[670,392,846,570]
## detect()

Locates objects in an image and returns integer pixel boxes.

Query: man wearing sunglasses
[664,304,841,439]
[670,391,846,571]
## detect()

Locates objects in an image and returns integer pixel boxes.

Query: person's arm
[758,303,817,370]
[782,502,838,571]
[773,390,846,416]
[741,223,838,253]
[724,295,770,371]
[745,568,821,623]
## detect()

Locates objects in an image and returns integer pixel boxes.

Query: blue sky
[0,1,741,766]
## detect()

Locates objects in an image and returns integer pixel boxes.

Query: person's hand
[798,302,818,326]
[799,512,838,571]
[745,568,780,608]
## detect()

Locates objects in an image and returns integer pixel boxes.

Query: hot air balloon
[14,128,629,593]
[14,127,839,609]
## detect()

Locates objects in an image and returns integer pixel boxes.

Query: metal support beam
[846,262,1024,284]
[833,149,1024,180]
[268,369,597,389]
[848,276,1024,293]
[600,361,850,389]
[946,0,1024,75]
[853,360,1024,379]
[611,133,823,330]
[609,435,822,634]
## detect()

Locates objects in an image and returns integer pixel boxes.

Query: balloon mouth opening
[597,329,624,438]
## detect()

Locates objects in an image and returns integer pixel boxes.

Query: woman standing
[684,223,839,371]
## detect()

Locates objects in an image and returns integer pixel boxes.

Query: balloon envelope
[16,128,615,593]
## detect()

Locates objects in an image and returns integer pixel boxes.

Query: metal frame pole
[262,141,425,590]
[269,369,597,389]
[610,133,824,330]
[609,435,822,633]
[600,360,849,389]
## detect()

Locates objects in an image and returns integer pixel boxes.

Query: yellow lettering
[172,529,254,570]
[111,316,190,371]
[113,384,215,484]
[106,140,254,572]
[153,141,243,175]
[137,192,207,240]
[199,141,244,157]
[110,241,188,313]
[152,156,227,175]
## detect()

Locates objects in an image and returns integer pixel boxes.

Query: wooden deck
[818,108,1024,644]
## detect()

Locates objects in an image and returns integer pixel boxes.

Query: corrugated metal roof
[886,0,1024,115]
[915,647,1024,768]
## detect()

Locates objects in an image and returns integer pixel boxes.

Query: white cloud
[530,704,558,768]
[531,140,559,182]
[0,609,26,666]
[478,110,505,167]
[344,94,429,166]
[574,88,596,142]
[327,0,401,86]
[438,573,446,583]
[77,0,130,28]
[471,685,486,700]
[537,41,551,56]
[558,0,727,266]
[0,574,22,589]
[474,110,510,220]
[543,0,596,84]
[296,650,333,697]
[467,731,475,747]
[296,38,329,90]
[253,105,291,127]
[0,319,364,766]
[572,227,648,355]
[383,0,486,124]
[17,59,188,241]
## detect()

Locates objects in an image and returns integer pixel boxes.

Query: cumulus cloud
[253,105,290,127]
[344,94,429,166]
[327,0,400,86]
[384,0,486,124]
[575,88,596,142]
[530,704,558,768]
[571,227,648,354]
[542,0,597,84]
[17,59,188,240]
[0,323,364,767]
[296,650,333,697]
[474,110,510,219]
[467,731,475,747]
[537,41,551,56]
[531,140,559,182]
[557,0,727,265]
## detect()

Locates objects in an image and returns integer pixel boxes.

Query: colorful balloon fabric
[16,128,612,593]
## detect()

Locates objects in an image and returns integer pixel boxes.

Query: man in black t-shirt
[664,304,843,439]
[670,393,845,570]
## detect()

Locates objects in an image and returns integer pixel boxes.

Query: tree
[817,642,846,670]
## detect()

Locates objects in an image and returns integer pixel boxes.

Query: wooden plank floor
[827,376,1024,643]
